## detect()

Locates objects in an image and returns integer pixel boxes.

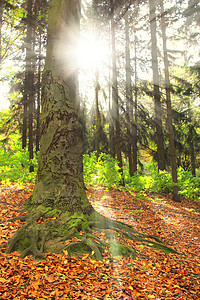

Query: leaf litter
[0,183,199,299]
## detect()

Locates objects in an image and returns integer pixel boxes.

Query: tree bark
[22,0,34,150]
[28,0,35,172]
[132,26,138,174]
[110,0,124,184]
[30,0,92,212]
[125,12,133,176]
[160,0,180,202]
[189,125,196,177]
[94,69,101,156]
[149,0,166,171]
[36,28,42,153]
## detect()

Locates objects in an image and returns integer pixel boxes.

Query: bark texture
[149,0,166,171]
[30,0,92,213]
[110,0,124,184]
[160,0,180,202]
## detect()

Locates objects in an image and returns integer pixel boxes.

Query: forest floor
[0,183,200,299]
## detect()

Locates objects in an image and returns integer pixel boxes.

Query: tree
[6,0,172,260]
[149,0,166,170]
[125,11,134,176]
[110,0,124,184]
[159,0,180,202]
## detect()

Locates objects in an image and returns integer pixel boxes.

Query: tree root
[5,209,179,260]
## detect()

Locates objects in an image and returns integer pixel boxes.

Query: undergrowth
[0,140,199,201]
[83,152,200,201]
[0,133,38,184]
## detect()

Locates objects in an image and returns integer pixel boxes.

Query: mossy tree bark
[6,0,178,260]
[29,0,92,214]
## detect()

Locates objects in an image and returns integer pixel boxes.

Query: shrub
[0,134,38,183]
[83,152,122,188]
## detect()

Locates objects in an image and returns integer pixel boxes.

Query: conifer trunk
[189,125,196,177]
[149,0,165,171]
[132,27,138,174]
[110,0,124,184]
[94,69,101,156]
[160,0,180,201]
[125,12,133,176]
[36,29,42,152]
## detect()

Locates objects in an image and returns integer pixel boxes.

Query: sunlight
[76,35,109,70]
[0,82,10,110]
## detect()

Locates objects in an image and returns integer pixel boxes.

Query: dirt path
[88,186,200,264]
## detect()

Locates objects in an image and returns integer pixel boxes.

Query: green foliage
[177,167,200,200]
[83,152,122,188]
[84,153,200,201]
[1,139,199,201]
[0,133,38,183]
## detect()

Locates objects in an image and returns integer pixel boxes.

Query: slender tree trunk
[149,0,165,171]
[132,27,138,174]
[125,12,133,176]
[27,0,35,172]
[189,125,196,177]
[22,0,34,149]
[108,20,115,158]
[111,0,124,184]
[94,69,101,156]
[36,29,42,152]
[159,0,180,201]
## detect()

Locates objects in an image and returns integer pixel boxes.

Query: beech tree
[6,0,174,260]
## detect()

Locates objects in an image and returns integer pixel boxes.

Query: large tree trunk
[149,0,166,171]
[159,0,180,202]
[31,0,91,213]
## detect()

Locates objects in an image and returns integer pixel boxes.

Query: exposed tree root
[5,207,179,260]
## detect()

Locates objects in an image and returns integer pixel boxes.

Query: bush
[83,152,122,188]
[177,167,200,200]
[1,140,199,202]
[84,153,200,201]
[0,134,38,183]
